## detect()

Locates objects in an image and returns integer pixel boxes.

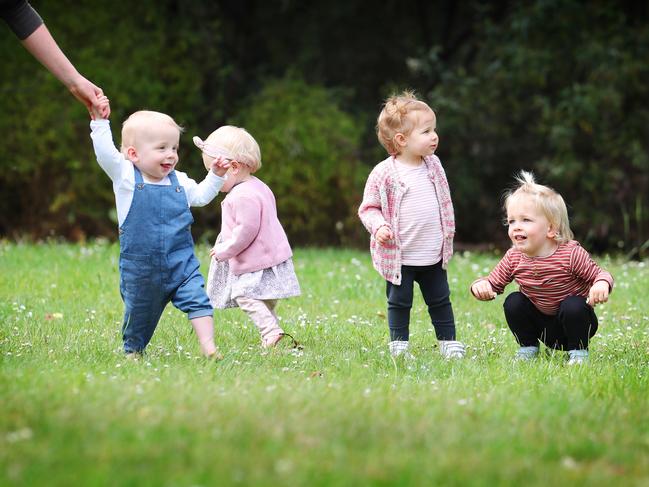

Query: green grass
[1,241,648,486]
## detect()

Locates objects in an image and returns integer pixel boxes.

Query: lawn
[1,241,648,486]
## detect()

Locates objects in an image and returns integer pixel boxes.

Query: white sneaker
[439,340,466,359]
[567,349,588,365]
[389,340,413,359]
[514,346,539,361]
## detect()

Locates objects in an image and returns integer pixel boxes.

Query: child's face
[128,124,180,182]
[506,197,557,257]
[400,109,438,159]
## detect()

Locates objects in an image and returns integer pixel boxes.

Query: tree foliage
[419,1,649,256]
[0,1,647,255]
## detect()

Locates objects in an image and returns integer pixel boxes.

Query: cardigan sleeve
[358,166,389,236]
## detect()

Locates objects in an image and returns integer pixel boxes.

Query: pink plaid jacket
[358,155,455,285]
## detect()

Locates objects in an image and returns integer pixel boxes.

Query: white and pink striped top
[395,161,443,265]
[474,240,614,315]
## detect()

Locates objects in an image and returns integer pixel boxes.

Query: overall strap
[168,170,180,187]
[133,165,144,184]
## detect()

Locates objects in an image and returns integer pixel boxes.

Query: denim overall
[118,167,213,353]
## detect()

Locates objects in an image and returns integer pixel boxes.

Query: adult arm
[22,24,108,117]
[1,1,109,117]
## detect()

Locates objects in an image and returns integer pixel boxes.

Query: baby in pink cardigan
[193,126,301,348]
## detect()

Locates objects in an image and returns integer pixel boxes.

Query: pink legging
[235,297,283,345]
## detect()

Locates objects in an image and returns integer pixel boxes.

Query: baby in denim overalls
[89,97,229,358]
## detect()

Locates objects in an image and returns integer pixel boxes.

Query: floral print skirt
[206,257,301,309]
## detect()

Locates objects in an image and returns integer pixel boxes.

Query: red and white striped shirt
[474,240,614,315]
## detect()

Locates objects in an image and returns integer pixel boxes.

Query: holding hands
[70,74,110,120]
[90,95,110,120]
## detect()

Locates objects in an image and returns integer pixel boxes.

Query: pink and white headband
[192,136,234,160]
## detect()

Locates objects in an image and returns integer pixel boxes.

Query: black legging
[386,263,456,342]
[503,291,598,350]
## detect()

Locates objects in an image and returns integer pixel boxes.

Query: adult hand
[68,74,111,119]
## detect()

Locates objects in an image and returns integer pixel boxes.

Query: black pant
[503,292,598,350]
[386,263,456,341]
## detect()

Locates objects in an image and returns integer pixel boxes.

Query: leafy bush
[415,0,649,257]
[0,1,226,240]
[230,76,366,247]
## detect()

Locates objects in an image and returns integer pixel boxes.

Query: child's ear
[126,146,138,162]
[394,133,407,148]
[547,224,557,239]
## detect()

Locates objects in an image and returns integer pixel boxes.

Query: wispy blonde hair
[376,90,434,156]
[504,170,573,243]
[204,125,262,173]
[120,110,183,155]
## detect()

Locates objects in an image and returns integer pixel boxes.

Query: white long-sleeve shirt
[90,119,225,226]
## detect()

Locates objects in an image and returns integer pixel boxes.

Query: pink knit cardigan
[358,155,455,285]
[212,177,293,275]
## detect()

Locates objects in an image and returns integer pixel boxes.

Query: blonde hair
[204,125,262,173]
[120,110,183,155]
[504,170,573,243]
[376,90,434,155]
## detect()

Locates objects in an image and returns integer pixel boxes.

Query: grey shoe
[567,349,588,365]
[514,346,539,361]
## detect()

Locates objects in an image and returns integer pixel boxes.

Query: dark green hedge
[1,1,647,256]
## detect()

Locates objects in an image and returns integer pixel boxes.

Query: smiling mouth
[513,235,527,242]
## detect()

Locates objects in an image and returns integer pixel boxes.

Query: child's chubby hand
[209,245,220,260]
[588,280,610,306]
[209,156,231,177]
[90,95,110,121]
[471,279,497,301]
[375,225,394,245]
